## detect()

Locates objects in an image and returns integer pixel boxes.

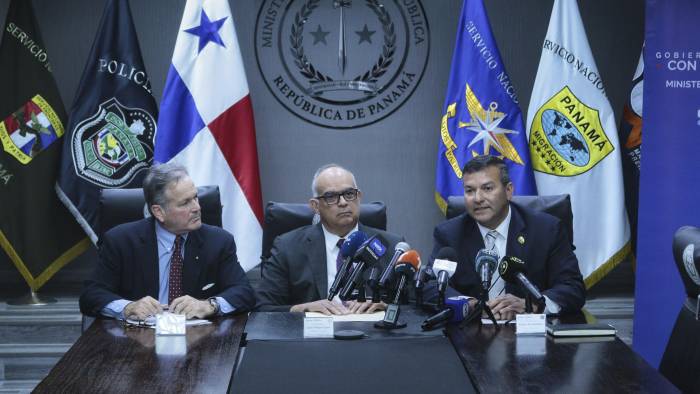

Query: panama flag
[156,0,263,271]
[526,0,630,286]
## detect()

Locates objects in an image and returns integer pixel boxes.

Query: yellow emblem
[440,83,525,179]
[529,86,613,176]
[0,94,63,165]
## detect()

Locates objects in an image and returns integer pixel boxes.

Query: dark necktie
[335,238,346,272]
[168,235,184,304]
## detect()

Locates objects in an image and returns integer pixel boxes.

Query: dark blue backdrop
[634,0,700,368]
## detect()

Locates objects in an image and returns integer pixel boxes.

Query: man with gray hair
[80,163,255,320]
[256,164,404,314]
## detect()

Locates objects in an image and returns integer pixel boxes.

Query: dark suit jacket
[256,223,404,311]
[430,202,585,313]
[79,218,256,317]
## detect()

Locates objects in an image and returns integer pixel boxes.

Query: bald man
[256,164,404,314]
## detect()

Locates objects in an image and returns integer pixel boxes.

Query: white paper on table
[480,318,515,325]
[305,311,385,322]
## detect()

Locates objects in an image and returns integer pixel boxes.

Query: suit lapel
[140,218,159,299]
[183,228,203,297]
[505,203,527,293]
[307,224,327,298]
[461,214,484,271]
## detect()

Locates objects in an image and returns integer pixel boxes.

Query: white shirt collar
[321,223,360,251]
[476,204,511,242]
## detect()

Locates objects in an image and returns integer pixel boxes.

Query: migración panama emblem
[0,94,63,164]
[72,98,155,187]
[529,86,613,176]
[256,0,429,128]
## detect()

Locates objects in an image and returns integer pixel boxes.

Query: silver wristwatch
[208,297,221,315]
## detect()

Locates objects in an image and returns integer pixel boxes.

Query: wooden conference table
[35,309,677,393]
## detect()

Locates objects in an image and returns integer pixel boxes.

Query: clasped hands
[290,299,386,315]
[123,295,216,320]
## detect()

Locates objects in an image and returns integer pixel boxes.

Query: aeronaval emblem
[0,94,63,164]
[441,83,526,178]
[529,86,614,176]
[71,98,155,187]
[256,0,429,128]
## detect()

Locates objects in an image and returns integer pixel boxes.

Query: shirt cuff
[543,295,561,314]
[101,299,131,320]
[216,296,235,315]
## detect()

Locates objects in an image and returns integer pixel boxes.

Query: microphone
[327,231,368,301]
[475,249,499,291]
[498,255,546,305]
[421,296,470,330]
[433,247,458,295]
[390,250,421,304]
[378,241,410,289]
[338,235,388,301]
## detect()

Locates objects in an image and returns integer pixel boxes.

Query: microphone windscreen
[394,241,410,253]
[498,255,526,283]
[435,246,458,262]
[395,249,421,273]
[340,231,368,258]
[445,296,470,322]
[475,248,498,271]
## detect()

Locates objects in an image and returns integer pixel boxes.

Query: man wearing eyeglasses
[256,164,404,314]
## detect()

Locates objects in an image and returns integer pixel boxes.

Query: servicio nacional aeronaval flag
[435,0,536,215]
[526,0,630,287]
[155,0,263,271]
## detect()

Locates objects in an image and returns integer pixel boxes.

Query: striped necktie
[485,230,504,300]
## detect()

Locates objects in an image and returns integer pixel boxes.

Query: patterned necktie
[168,235,184,304]
[336,238,346,271]
[485,230,503,300]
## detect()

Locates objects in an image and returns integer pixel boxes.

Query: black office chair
[81,186,223,332]
[445,194,574,247]
[260,201,387,276]
[98,185,222,238]
[659,226,700,392]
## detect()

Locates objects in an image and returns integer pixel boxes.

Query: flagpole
[6,286,56,305]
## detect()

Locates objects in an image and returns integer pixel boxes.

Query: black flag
[56,0,158,243]
[0,0,89,290]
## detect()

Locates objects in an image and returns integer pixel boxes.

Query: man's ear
[151,205,165,222]
[309,198,319,214]
[505,182,514,200]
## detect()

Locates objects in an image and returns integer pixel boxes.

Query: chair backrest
[261,201,387,261]
[445,194,574,246]
[98,185,222,238]
[672,226,700,298]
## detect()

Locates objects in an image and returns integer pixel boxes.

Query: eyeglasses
[315,188,359,205]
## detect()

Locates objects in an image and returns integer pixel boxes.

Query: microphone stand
[459,287,499,330]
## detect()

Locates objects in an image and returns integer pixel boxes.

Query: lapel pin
[195,256,199,261]
[517,235,525,245]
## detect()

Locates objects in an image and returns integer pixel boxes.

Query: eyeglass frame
[313,188,360,205]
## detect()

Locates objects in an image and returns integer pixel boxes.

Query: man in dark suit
[256,164,403,314]
[80,163,255,320]
[431,155,584,320]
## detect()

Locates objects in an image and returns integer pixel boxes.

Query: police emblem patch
[256,0,429,128]
[0,94,63,164]
[71,98,155,187]
[529,86,614,176]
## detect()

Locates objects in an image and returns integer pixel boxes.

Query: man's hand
[346,300,386,314]
[123,296,162,320]
[487,294,526,321]
[170,295,216,319]
[290,300,349,315]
